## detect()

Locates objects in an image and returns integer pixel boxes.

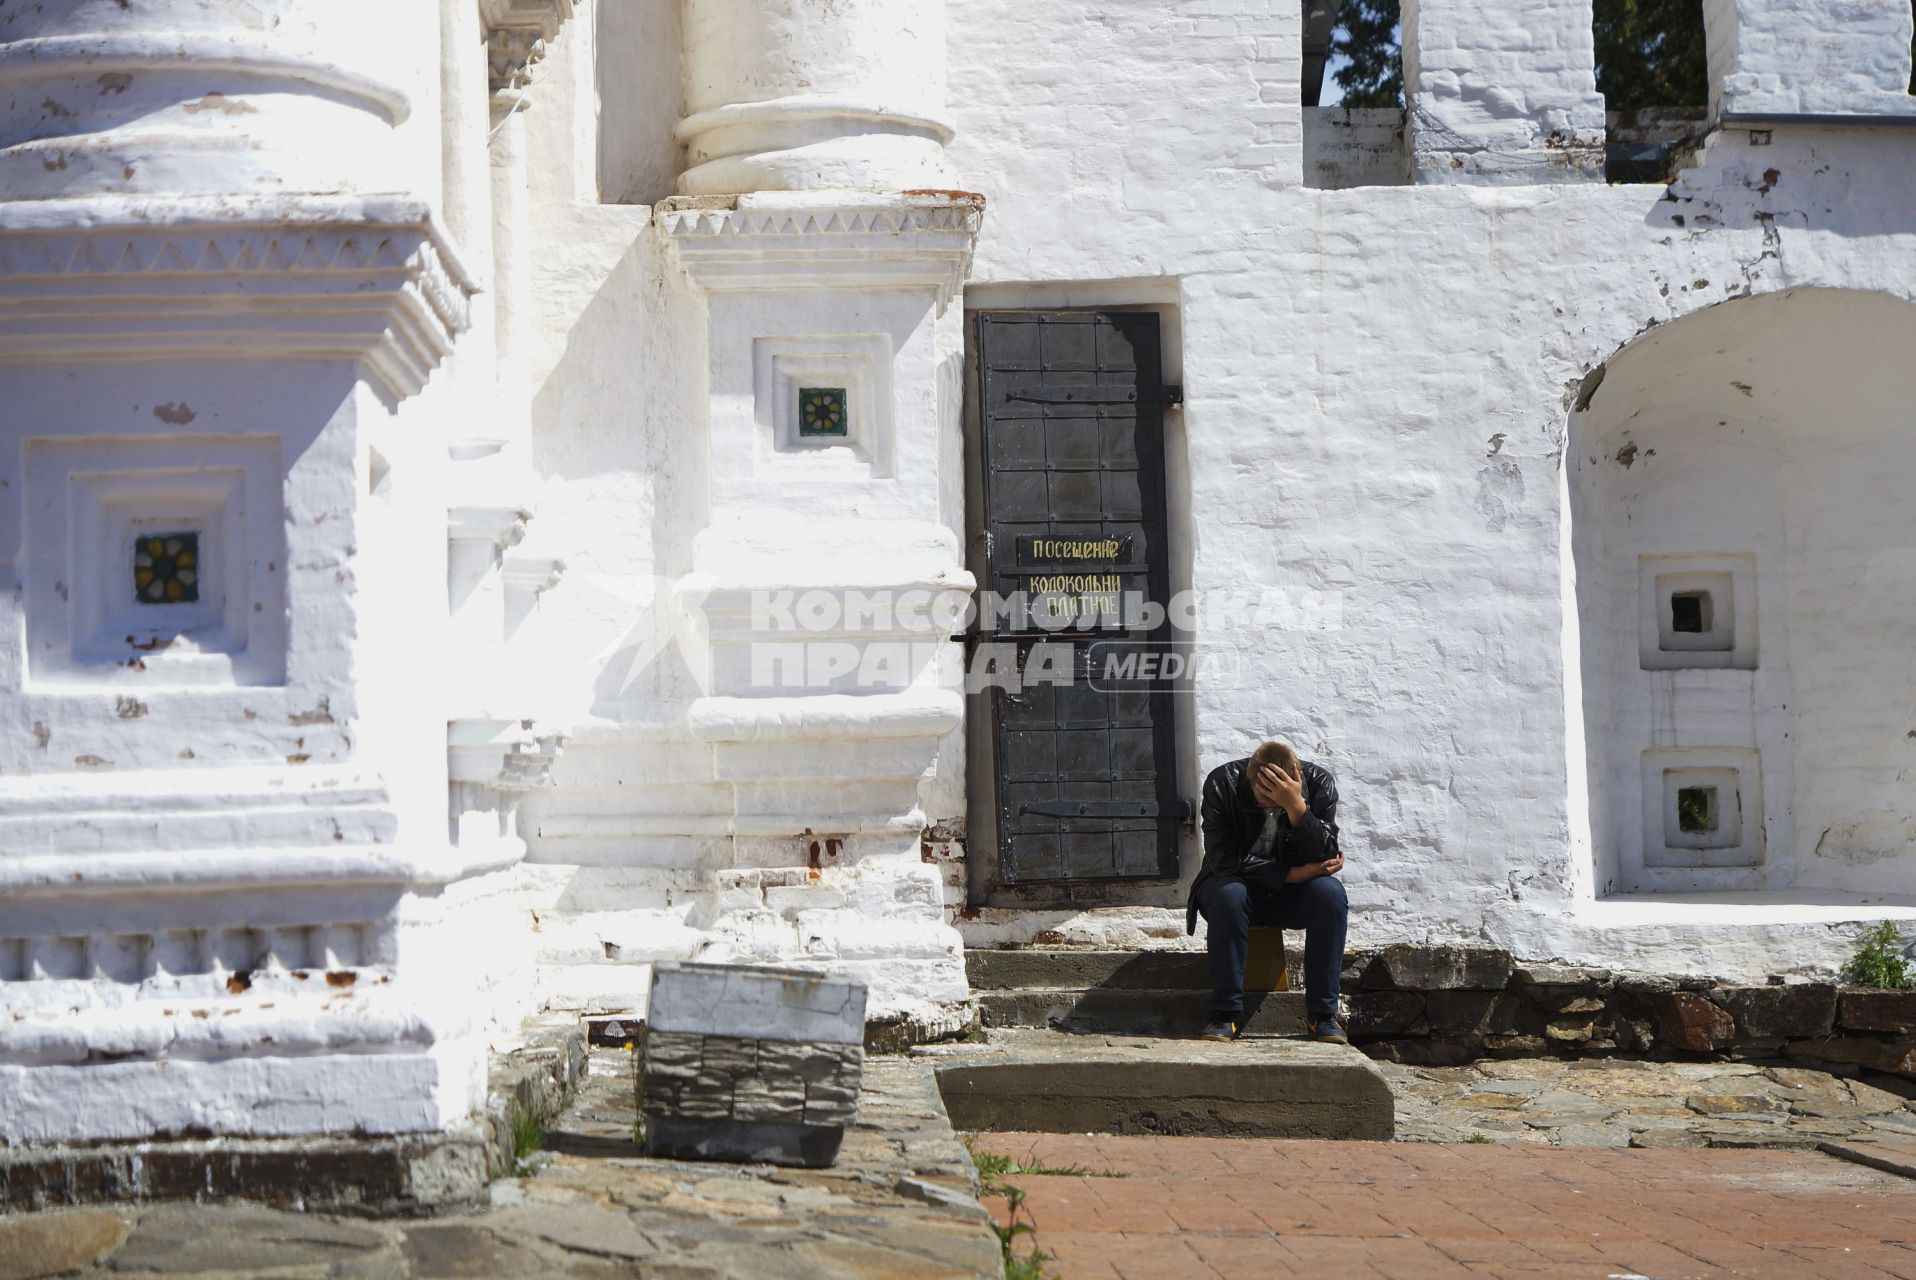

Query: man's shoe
[1307,1016,1349,1044]
[1199,1016,1240,1042]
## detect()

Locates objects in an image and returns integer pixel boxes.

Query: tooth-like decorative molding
[659,194,984,308]
[481,0,577,96]
[0,195,477,402]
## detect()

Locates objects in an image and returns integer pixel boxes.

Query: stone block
[1710,984,1837,1039]
[639,963,867,1168]
[1616,1017,1657,1053]
[1424,990,1529,1037]
[648,962,866,1044]
[1514,963,1611,990]
[1482,1034,1551,1056]
[1686,1093,1785,1116]
[1840,988,1916,1034]
[1660,991,1736,1051]
[0,1208,126,1280]
[1545,1018,1595,1044]
[731,1076,807,1125]
[1347,991,1428,1038]
[1365,944,1513,992]
[1784,1036,1916,1078]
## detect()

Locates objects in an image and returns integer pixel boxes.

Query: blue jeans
[1197,873,1348,1022]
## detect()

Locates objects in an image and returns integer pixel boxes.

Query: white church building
[2,0,1914,1143]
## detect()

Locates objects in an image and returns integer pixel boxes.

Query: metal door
[974,311,1186,883]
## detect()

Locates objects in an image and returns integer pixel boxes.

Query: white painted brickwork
[1705,0,1916,118]
[1402,0,1608,182]
[0,0,1913,1145]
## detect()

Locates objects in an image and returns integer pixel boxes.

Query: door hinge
[1019,799,1194,819]
[1005,385,1183,407]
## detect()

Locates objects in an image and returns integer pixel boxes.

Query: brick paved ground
[972,1132,1916,1279]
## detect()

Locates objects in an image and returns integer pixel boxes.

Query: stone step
[979,987,1309,1037]
[927,1028,1393,1140]
[968,948,1216,991]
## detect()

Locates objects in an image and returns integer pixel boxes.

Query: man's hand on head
[1255,762,1307,820]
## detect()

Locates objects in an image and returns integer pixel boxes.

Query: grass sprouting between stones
[966,1136,1128,1279]
[508,1101,545,1175]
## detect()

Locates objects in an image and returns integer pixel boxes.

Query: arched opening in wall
[1593,0,1709,183]
[1302,0,1408,189]
[1567,288,1916,901]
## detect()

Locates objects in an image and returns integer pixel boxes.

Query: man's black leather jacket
[1185,756,1340,934]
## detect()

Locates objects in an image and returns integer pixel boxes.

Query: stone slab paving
[971,1131,1916,1279]
[0,1048,1000,1279]
[1377,1054,1916,1148]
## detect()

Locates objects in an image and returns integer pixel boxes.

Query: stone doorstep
[977,986,1309,1036]
[930,1028,1394,1141]
[0,1022,588,1218]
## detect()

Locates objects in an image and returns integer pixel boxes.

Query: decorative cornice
[500,555,566,596]
[447,505,531,553]
[659,193,984,308]
[0,196,477,402]
[481,0,576,96]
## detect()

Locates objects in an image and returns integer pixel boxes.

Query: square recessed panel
[751,334,894,479]
[798,387,848,437]
[1639,554,1755,669]
[1642,750,1761,867]
[23,436,285,687]
[133,531,200,605]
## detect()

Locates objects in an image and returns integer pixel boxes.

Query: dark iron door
[975,311,1185,883]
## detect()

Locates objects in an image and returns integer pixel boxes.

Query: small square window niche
[798,387,848,438]
[1644,755,1758,866]
[134,531,200,605]
[1669,591,1710,635]
[1676,785,1716,833]
[1639,555,1754,669]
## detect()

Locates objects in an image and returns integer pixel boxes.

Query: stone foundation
[1345,943,1916,1077]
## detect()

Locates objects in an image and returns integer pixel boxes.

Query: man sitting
[1186,741,1348,1043]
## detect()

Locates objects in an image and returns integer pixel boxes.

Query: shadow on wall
[597,0,684,206]
[1566,287,1916,901]
[527,224,709,720]
[1647,126,1916,240]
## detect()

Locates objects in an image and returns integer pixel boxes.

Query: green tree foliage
[1329,1,1908,109]
[1331,0,1403,109]
[1842,921,1913,990]
[1592,0,1709,110]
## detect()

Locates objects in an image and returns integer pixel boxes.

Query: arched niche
[1567,288,1916,898]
